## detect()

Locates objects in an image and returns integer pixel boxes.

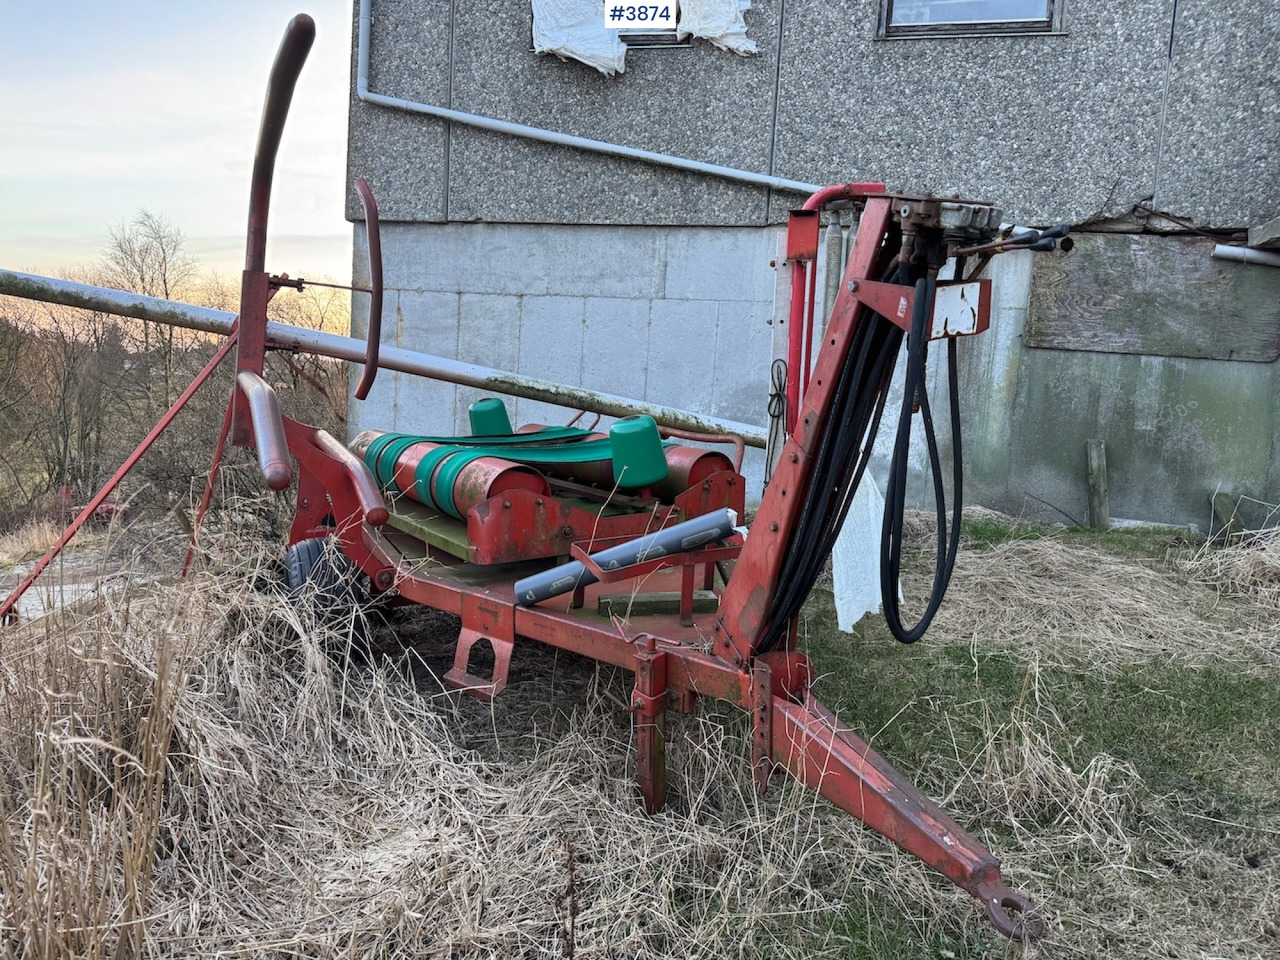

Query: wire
[757,258,905,653]
[763,358,788,486]
[757,261,965,652]
[879,277,963,643]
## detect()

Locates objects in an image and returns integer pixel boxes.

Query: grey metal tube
[0,269,767,446]
[821,210,844,333]
[514,508,740,606]
[356,0,820,196]
[1211,244,1280,268]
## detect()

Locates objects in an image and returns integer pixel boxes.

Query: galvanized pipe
[0,269,768,446]
[513,508,740,606]
[355,0,820,196]
[1211,244,1280,268]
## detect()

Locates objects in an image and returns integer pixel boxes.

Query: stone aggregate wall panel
[1153,0,1280,227]
[345,0,451,222]
[770,1,1173,226]
[443,0,780,224]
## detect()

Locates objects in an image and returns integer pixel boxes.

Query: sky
[0,0,354,281]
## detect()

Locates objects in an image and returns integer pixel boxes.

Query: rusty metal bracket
[445,628,515,700]
[751,660,773,793]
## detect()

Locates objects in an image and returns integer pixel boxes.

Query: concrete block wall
[350,222,779,494]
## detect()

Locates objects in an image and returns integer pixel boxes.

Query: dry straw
[1186,526,1280,617]
[1,510,1277,958]
[897,514,1278,670]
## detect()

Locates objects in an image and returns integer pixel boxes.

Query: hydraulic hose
[758,260,905,653]
[879,277,963,643]
[759,266,965,653]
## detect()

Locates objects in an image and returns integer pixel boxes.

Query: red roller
[350,431,549,518]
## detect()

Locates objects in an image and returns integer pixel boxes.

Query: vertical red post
[633,636,668,813]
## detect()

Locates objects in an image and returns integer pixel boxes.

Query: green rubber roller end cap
[610,415,668,489]
[469,397,513,436]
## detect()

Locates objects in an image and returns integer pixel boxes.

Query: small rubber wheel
[284,536,371,661]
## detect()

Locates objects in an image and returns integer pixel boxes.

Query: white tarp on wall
[532,0,628,76]
[678,0,758,55]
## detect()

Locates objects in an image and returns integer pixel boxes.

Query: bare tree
[103,210,197,302]
[102,211,199,408]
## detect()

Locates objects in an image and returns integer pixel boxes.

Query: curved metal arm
[312,428,389,526]
[353,178,383,401]
[657,426,745,473]
[801,181,887,211]
[245,14,316,273]
[236,371,293,490]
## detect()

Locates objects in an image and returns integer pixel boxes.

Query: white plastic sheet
[532,0,628,76]
[677,0,758,55]
[832,473,894,632]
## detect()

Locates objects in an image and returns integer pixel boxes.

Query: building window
[878,0,1062,38]
[619,28,691,48]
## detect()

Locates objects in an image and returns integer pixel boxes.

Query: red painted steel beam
[771,696,1042,941]
[714,197,895,665]
[236,14,314,445]
[311,429,390,527]
[282,419,389,543]
[183,395,236,578]
[1,334,238,621]
[783,182,887,428]
[244,15,315,277]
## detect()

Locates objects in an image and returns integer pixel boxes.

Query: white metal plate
[931,282,983,337]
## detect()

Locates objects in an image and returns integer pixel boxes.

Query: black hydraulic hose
[879,277,964,643]
[758,258,907,652]
[759,318,899,651]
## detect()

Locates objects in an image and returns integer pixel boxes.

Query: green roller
[469,397,513,436]
[609,416,669,489]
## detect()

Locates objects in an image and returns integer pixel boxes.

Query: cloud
[0,0,353,279]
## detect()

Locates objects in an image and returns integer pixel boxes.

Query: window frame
[877,0,1064,39]
[618,28,691,49]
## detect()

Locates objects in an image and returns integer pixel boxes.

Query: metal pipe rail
[355,0,822,196]
[0,268,768,447]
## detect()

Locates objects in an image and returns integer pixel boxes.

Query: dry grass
[0,519,63,567]
[933,664,1279,960]
[1,511,1278,958]
[918,537,1277,670]
[1186,527,1280,616]
[0,536,923,958]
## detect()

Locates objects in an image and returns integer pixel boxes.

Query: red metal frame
[783,182,887,432]
[10,17,1042,943]
[253,182,1033,936]
[1,333,238,619]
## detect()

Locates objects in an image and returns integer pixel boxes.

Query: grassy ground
[0,508,1277,958]
[800,514,1279,958]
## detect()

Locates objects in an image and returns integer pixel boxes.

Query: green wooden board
[597,590,719,618]
[386,499,471,561]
